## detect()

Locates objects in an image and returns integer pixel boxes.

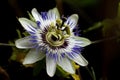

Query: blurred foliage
[0,67,10,80]
[9,29,29,63]
[102,2,120,39]
[33,59,45,76]
[62,0,99,7]
[71,74,80,80]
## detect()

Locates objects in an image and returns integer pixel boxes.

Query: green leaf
[33,59,45,76]
[56,65,70,78]
[117,2,120,18]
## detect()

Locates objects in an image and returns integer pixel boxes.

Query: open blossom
[15,7,91,77]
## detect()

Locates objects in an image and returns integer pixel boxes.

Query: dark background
[0,0,120,80]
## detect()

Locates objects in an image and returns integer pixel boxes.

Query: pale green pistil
[45,19,71,47]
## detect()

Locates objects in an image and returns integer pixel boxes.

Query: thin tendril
[0,43,15,47]
[91,36,119,44]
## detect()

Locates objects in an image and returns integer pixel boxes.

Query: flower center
[45,19,71,47]
[46,32,64,46]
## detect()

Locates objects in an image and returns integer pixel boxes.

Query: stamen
[46,32,64,46]
[56,19,62,28]
[45,19,71,47]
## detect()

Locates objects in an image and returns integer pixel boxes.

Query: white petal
[72,36,91,47]
[64,14,78,30]
[57,57,75,74]
[31,8,43,22]
[31,8,46,30]
[18,18,37,33]
[46,56,56,77]
[67,53,88,66]
[15,36,34,49]
[47,7,60,21]
[23,49,45,64]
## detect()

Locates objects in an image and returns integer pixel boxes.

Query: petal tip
[22,58,35,65]
[47,67,56,77]
[31,8,37,13]
[15,39,22,48]
[46,57,56,77]
[71,14,79,20]
[81,61,88,66]
[47,72,54,77]
[22,60,30,65]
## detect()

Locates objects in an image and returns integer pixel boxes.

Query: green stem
[85,66,96,80]
[16,29,22,38]
[91,67,96,80]
[77,68,82,80]
[83,22,103,33]
[0,43,15,46]
[91,36,119,44]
